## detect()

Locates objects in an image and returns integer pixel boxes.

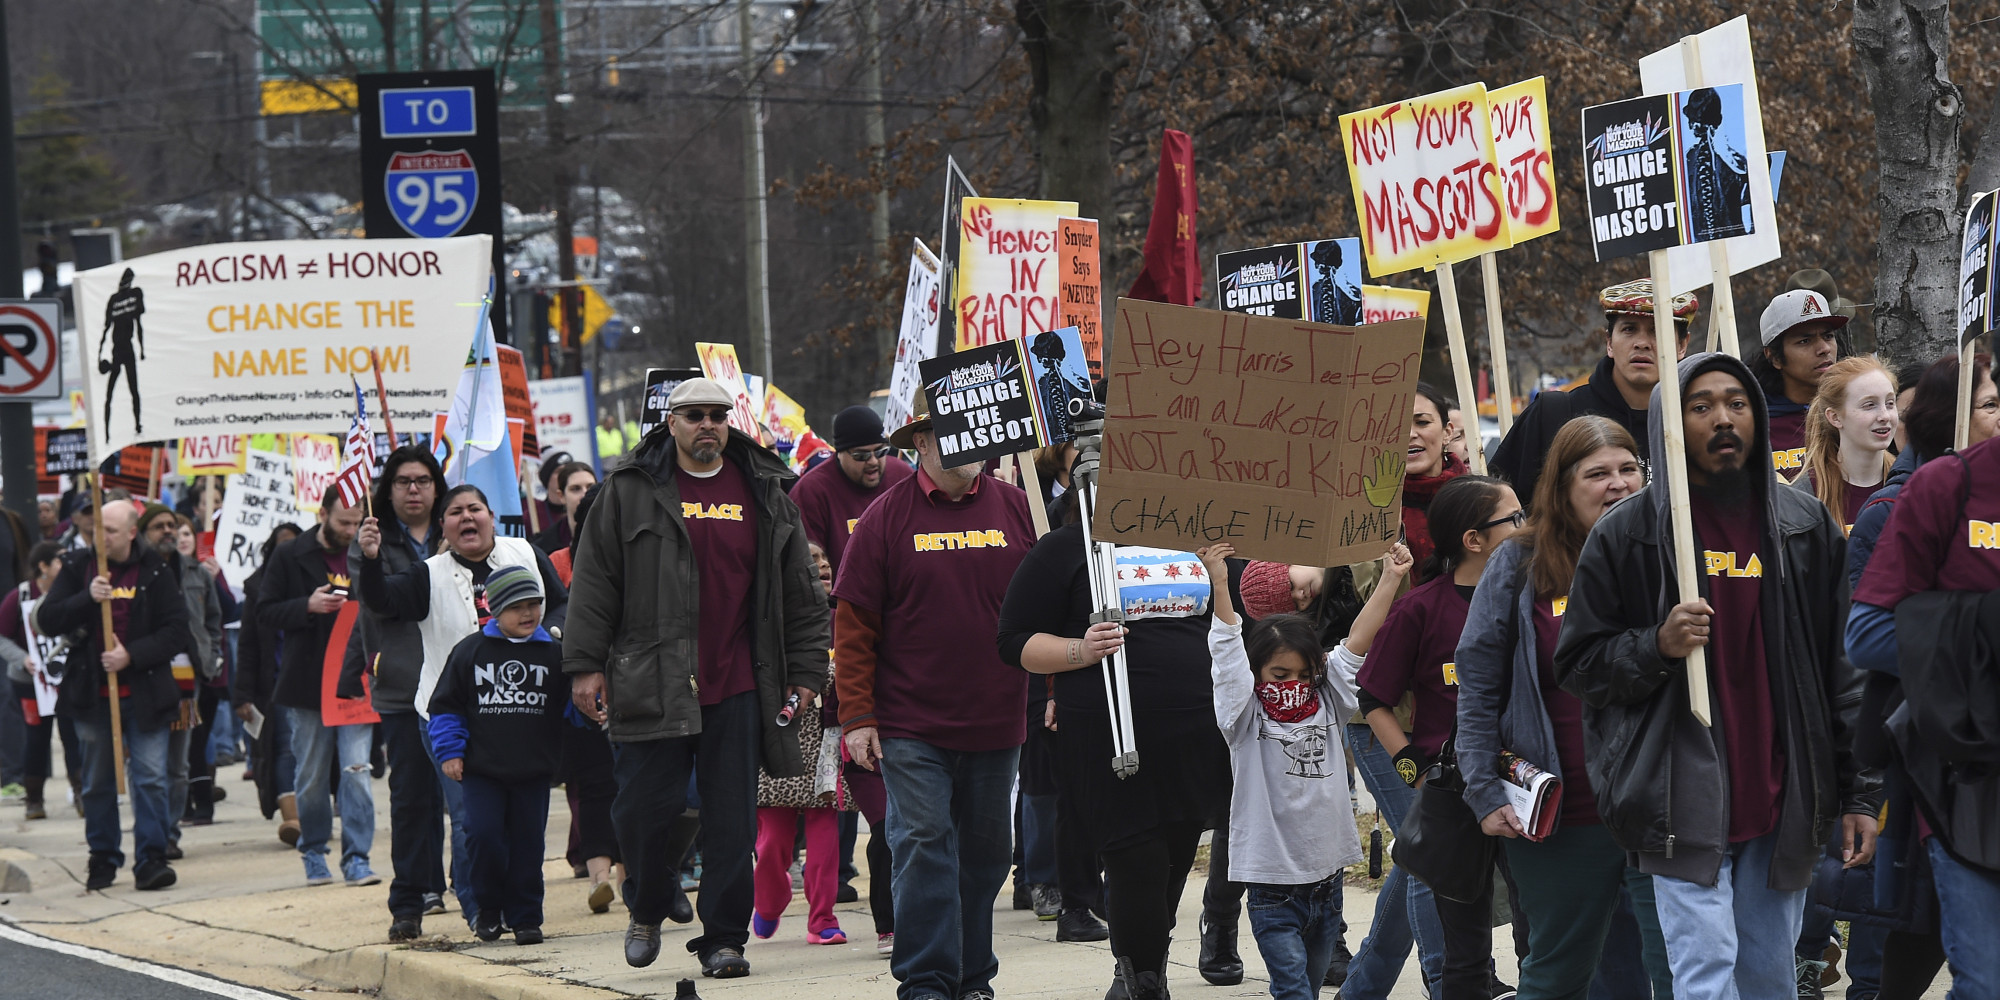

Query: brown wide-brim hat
[887,396,932,451]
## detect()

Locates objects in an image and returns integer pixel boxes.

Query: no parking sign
[0,300,63,400]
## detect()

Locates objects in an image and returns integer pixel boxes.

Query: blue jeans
[422,714,476,920]
[1652,833,1804,1000]
[1248,876,1343,1000]
[1021,791,1058,886]
[209,699,242,761]
[1342,724,1444,998]
[1929,838,2000,999]
[287,707,375,866]
[880,738,1018,1000]
[74,703,173,869]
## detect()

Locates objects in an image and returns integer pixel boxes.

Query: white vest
[413,536,540,719]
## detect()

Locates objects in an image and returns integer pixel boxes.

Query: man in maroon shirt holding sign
[1556,352,1875,998]
[835,400,1037,1000]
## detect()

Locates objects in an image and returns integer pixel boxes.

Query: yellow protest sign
[1361,286,1432,326]
[1340,83,1512,276]
[954,197,1078,351]
[178,435,247,476]
[1487,77,1561,245]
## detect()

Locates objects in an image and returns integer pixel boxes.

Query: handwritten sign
[1487,77,1560,244]
[1361,285,1432,326]
[289,432,341,513]
[217,449,300,595]
[1340,83,1511,277]
[886,240,941,432]
[496,344,539,460]
[1091,298,1425,566]
[178,434,247,476]
[954,197,1078,351]
[1581,84,1754,261]
[695,342,764,442]
[919,326,1090,468]
[1057,217,1103,376]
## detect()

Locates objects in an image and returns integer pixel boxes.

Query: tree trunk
[1015,0,1122,224]
[1853,0,1963,365]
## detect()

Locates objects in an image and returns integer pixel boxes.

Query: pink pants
[754,806,842,935]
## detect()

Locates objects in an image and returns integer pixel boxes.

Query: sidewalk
[0,760,1903,1000]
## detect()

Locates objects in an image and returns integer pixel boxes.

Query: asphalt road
[0,927,294,1000]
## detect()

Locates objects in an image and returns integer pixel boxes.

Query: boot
[23,777,45,820]
[1111,957,1170,1000]
[1197,911,1243,986]
[277,792,301,847]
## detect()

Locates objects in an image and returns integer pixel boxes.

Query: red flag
[1127,129,1200,305]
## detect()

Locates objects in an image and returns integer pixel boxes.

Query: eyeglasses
[675,407,732,425]
[392,476,435,492]
[845,446,893,462]
[1477,509,1527,531]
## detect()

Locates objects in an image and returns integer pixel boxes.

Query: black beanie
[830,406,887,452]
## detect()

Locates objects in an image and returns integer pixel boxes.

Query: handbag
[1390,735,1497,904]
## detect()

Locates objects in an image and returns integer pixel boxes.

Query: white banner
[216,449,301,596]
[72,235,493,462]
[528,376,596,469]
[885,239,941,432]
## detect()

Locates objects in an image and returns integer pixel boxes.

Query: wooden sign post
[1480,253,1516,435]
[1648,250,1713,727]
[88,471,129,793]
[1434,262,1487,475]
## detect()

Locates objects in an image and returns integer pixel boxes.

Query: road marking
[0,920,293,999]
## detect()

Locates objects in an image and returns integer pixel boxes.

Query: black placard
[640,368,705,440]
[1581,94,1681,262]
[43,428,89,475]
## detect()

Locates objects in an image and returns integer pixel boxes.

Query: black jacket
[1888,590,2000,873]
[35,546,191,728]
[337,519,439,710]
[1492,355,1651,505]
[256,525,353,712]
[231,565,283,709]
[1554,352,1877,890]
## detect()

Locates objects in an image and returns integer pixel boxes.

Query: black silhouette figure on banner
[1030,331,1091,443]
[97,267,145,442]
[1308,241,1361,326]
[1681,87,1751,244]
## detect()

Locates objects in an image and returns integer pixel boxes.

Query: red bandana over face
[1256,678,1321,723]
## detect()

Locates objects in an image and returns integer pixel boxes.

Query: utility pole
[0,2,30,527]
[739,0,773,380]
[540,0,580,375]
[861,0,892,364]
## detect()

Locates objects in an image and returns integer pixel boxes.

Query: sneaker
[1198,912,1244,986]
[701,946,750,979]
[961,992,996,1000]
[514,926,544,945]
[1489,985,1518,1000]
[24,800,45,820]
[811,926,847,945]
[85,859,116,891]
[0,782,24,800]
[837,881,859,904]
[133,859,177,891]
[343,859,382,887]
[752,911,779,939]
[423,892,447,916]
[210,785,227,803]
[1056,908,1110,943]
[624,920,662,967]
[164,844,184,861]
[588,879,615,914]
[1031,883,1061,921]
[303,853,336,887]
[877,932,895,957]
[1013,879,1032,910]
[388,917,423,942]
[474,916,505,942]
[1796,958,1828,999]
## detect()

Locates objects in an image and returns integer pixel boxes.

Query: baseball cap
[665,377,735,411]
[1759,289,1850,346]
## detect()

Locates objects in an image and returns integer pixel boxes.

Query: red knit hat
[1239,561,1295,620]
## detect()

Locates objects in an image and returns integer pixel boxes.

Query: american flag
[334,378,375,510]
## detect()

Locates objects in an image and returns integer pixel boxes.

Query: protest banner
[178,434,247,476]
[919,326,1090,469]
[1090,298,1425,566]
[1639,16,1783,354]
[1361,286,1431,326]
[496,344,539,460]
[953,197,1079,351]
[639,367,703,440]
[886,240,942,433]
[694,342,764,442]
[69,236,493,464]
[1481,76,1560,433]
[528,375,596,470]
[1058,218,1104,375]
[1340,83,1512,277]
[763,383,812,456]
[1956,191,1997,450]
[289,432,341,513]
[217,449,301,595]
[42,426,90,476]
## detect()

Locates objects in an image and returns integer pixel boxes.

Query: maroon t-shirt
[1691,491,1784,843]
[1855,436,2000,609]
[1357,575,1469,759]
[788,454,913,574]
[832,471,1036,752]
[1840,480,1885,537]
[1534,595,1598,826]
[102,561,142,698]
[680,464,759,706]
[1768,409,1808,477]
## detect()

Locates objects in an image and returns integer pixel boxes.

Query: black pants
[611,690,758,957]
[1100,821,1204,976]
[185,684,219,821]
[382,711,445,918]
[1431,849,1529,1000]
[561,722,619,862]
[867,821,894,933]
[1055,778,1105,915]
[461,772,550,930]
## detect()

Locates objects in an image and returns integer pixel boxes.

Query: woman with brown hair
[1454,416,1672,999]
[1798,356,1899,533]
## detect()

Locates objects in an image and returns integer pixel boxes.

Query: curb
[300,944,633,1000]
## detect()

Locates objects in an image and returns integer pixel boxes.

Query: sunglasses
[1477,509,1527,531]
[845,446,893,462]
[675,407,733,425]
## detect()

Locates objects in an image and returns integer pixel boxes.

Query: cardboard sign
[217,449,301,595]
[1487,77,1561,244]
[919,326,1090,468]
[1361,286,1432,326]
[1215,239,1362,325]
[1960,191,1996,347]
[1058,218,1104,376]
[178,434,247,476]
[496,344,539,460]
[694,342,763,442]
[1581,84,1754,262]
[290,432,341,513]
[639,367,704,440]
[102,444,169,496]
[1340,83,1512,276]
[886,240,942,433]
[1638,16,1783,295]
[528,375,596,469]
[1090,298,1425,566]
[42,426,90,475]
[319,600,380,727]
[953,197,1079,351]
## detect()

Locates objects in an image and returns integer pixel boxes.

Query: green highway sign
[256,0,557,112]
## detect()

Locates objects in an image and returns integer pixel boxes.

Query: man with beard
[135,504,221,858]
[788,405,913,575]
[1555,353,1877,997]
[565,377,828,979]
[1492,279,1695,505]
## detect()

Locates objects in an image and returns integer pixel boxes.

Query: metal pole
[739,0,773,380]
[861,0,892,362]
[540,0,580,374]
[0,2,35,528]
